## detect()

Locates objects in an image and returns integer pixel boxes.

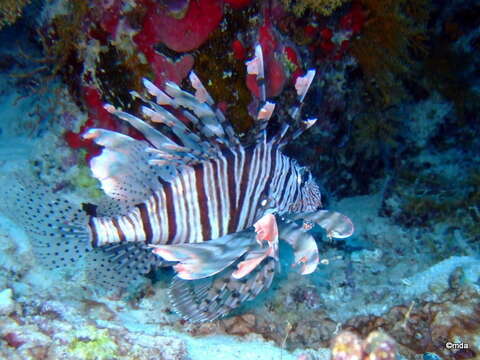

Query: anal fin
[169,257,276,322]
[84,243,161,290]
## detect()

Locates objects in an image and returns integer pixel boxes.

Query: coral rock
[0,288,15,316]
[222,313,257,336]
[331,331,364,360]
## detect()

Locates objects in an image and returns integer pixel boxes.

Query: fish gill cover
[0,0,479,359]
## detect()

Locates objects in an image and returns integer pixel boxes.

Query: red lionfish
[2,45,353,322]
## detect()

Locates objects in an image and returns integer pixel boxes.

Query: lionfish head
[289,168,322,213]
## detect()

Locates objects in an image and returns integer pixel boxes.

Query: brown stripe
[245,145,266,223]
[137,202,153,244]
[178,173,190,243]
[266,145,278,188]
[151,192,163,244]
[234,147,254,231]
[88,216,99,247]
[111,217,126,243]
[280,164,294,207]
[194,163,211,241]
[158,177,177,244]
[211,159,224,236]
[225,149,238,234]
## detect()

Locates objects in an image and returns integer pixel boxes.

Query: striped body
[89,141,320,248]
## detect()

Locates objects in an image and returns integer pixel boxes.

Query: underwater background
[0,0,479,359]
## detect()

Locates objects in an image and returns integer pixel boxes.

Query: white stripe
[128,208,146,242]
[278,161,297,211]
[270,150,285,195]
[156,189,170,244]
[247,143,272,225]
[184,167,201,243]
[171,175,187,243]
[93,217,119,246]
[217,154,230,235]
[146,195,161,243]
[237,145,261,229]
[204,161,219,239]
[117,215,135,241]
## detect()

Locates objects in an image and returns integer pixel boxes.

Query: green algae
[68,326,118,360]
[71,161,103,199]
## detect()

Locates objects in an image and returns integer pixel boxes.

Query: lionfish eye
[298,169,311,185]
[259,192,273,208]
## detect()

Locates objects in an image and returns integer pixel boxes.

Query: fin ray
[169,257,276,322]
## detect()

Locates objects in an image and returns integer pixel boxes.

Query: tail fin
[0,175,159,290]
[169,257,276,322]
[0,175,91,270]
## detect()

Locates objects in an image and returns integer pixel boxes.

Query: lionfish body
[88,140,321,249]
[2,46,353,322]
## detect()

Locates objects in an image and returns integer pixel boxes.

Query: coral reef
[68,326,118,360]
[1,0,480,359]
[331,331,397,360]
[281,0,351,17]
[0,0,31,30]
[349,0,429,106]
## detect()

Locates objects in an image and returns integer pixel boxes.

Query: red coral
[320,39,335,54]
[149,52,195,88]
[225,0,252,9]
[64,87,117,161]
[3,333,25,349]
[134,0,223,53]
[246,58,286,98]
[246,25,288,98]
[232,39,247,60]
[65,86,148,162]
[284,46,299,66]
[283,46,303,84]
[320,27,333,41]
[304,25,318,38]
[259,25,277,57]
[99,0,123,37]
[340,3,365,34]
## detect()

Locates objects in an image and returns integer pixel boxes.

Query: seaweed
[280,0,351,17]
[0,0,31,30]
[39,1,89,78]
[350,0,429,107]
[352,112,400,160]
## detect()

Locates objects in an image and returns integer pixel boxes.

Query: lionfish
[2,45,353,322]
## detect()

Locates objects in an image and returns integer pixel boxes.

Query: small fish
[1,45,353,322]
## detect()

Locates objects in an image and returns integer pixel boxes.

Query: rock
[0,288,15,316]
[222,314,257,336]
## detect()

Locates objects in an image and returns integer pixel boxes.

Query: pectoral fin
[151,230,256,280]
[310,210,354,239]
[232,247,271,279]
[280,222,320,275]
[290,210,354,239]
[231,213,280,279]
